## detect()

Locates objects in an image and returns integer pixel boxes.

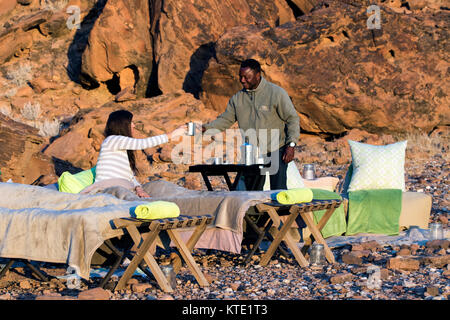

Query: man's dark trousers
[243,146,288,191]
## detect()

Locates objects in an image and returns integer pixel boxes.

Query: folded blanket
[310,189,346,238]
[0,181,273,280]
[133,201,180,220]
[275,188,313,204]
[346,189,402,236]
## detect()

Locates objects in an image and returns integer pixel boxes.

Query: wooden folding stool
[255,199,342,267]
[107,214,213,293]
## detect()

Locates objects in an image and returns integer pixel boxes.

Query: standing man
[202,59,300,190]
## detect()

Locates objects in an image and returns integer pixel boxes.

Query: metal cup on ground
[309,243,325,265]
[160,264,177,289]
[429,222,444,240]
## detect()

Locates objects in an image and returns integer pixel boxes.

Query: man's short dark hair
[241,59,261,73]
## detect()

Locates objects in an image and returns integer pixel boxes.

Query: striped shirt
[95,134,168,187]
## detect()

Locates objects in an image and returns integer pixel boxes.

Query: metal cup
[213,157,223,165]
[160,264,177,289]
[302,164,316,180]
[309,243,325,265]
[429,222,444,240]
[187,122,195,136]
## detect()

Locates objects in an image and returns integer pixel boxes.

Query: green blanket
[310,189,347,238]
[346,189,402,236]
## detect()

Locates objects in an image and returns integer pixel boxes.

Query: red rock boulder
[0,113,54,184]
[154,0,295,96]
[80,0,153,98]
[200,1,450,135]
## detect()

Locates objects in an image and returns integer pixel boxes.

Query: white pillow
[348,140,407,192]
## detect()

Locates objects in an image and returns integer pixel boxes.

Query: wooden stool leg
[300,211,336,264]
[172,219,208,273]
[116,226,173,292]
[0,259,48,282]
[0,259,15,278]
[317,206,337,231]
[260,209,304,266]
[242,214,272,265]
[270,207,309,267]
[168,229,209,287]
[301,211,315,256]
[301,207,337,258]
[130,226,175,293]
[99,240,125,289]
[186,220,208,250]
[261,207,309,267]
[25,260,49,282]
[264,209,295,259]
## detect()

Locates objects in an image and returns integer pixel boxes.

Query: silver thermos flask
[242,137,254,165]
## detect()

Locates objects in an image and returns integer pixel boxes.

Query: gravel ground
[0,157,448,301]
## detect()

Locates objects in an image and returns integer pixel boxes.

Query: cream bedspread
[0,181,273,279]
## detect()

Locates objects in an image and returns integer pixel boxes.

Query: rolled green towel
[134,201,180,220]
[276,188,314,205]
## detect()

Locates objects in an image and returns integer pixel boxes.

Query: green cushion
[348,140,407,192]
[58,166,96,193]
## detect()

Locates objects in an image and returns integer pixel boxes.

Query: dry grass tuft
[399,131,449,162]
[37,119,61,137]
[21,101,41,121]
[5,64,32,87]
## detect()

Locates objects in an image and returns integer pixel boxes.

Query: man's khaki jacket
[204,77,300,154]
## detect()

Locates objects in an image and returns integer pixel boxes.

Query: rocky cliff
[200,1,449,134]
[0,0,448,184]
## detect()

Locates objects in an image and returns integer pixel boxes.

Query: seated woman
[95,109,186,198]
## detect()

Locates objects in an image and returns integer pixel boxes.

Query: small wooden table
[188,164,268,191]
[105,215,213,292]
[188,164,342,267]
[255,199,342,267]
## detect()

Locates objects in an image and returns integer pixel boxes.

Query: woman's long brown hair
[104,109,138,174]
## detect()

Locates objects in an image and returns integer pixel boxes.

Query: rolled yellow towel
[134,201,180,220]
[276,188,314,205]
